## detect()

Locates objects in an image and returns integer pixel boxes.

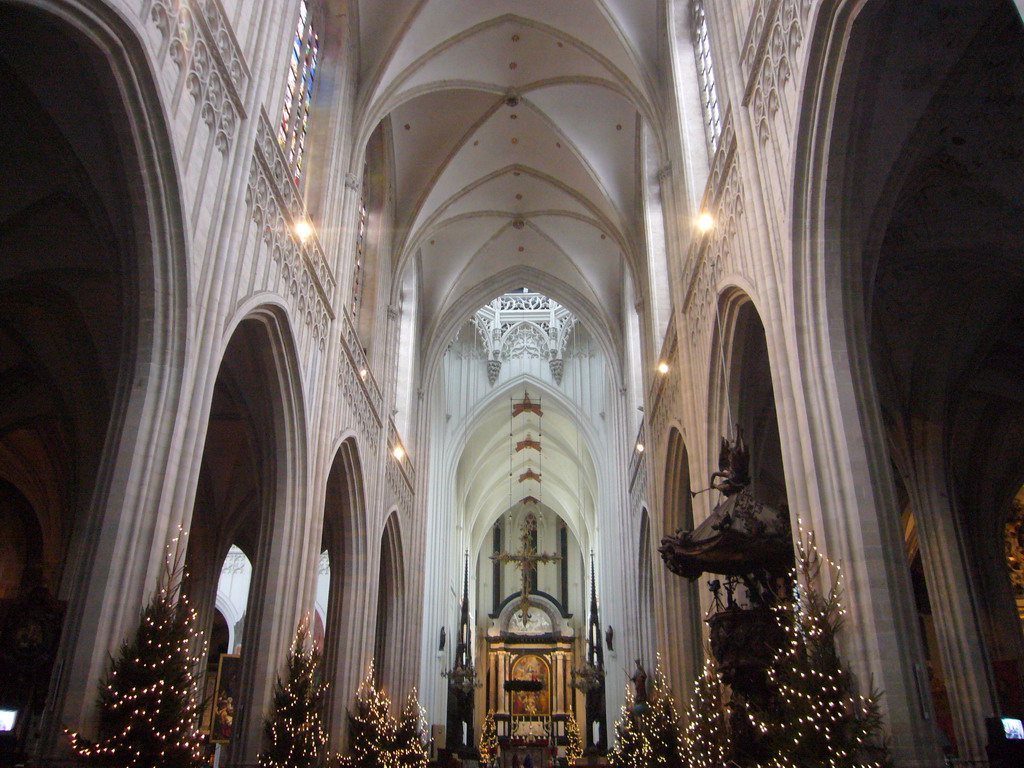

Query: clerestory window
[691,0,722,154]
[277,0,319,186]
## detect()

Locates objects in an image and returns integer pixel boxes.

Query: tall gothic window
[691,0,721,153]
[352,161,368,317]
[277,0,319,186]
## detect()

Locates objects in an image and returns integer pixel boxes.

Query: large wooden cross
[492,515,561,625]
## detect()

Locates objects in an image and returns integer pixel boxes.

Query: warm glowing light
[393,445,405,460]
[657,361,669,374]
[294,218,313,242]
[359,368,368,379]
[636,443,645,453]
[696,212,714,233]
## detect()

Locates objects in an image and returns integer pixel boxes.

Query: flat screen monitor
[0,710,17,732]
[1003,718,1024,740]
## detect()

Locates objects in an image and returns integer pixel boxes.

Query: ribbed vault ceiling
[458,385,598,558]
[355,0,662,339]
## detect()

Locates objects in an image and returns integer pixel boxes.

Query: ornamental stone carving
[148,0,247,153]
[336,348,381,455]
[684,113,744,351]
[472,291,578,385]
[247,113,337,349]
[741,0,813,146]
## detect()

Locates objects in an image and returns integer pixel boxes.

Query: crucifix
[492,514,561,625]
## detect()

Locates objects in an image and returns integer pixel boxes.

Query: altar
[500,743,554,768]
[481,593,581,767]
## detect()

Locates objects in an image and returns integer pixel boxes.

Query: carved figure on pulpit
[710,430,749,497]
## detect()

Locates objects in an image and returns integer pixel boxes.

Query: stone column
[895,420,997,760]
[227,483,311,765]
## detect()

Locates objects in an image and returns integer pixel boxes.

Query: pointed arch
[659,426,701,699]
[186,304,309,764]
[375,510,406,693]
[0,1,190,753]
[320,435,368,744]
[707,289,787,508]
[637,508,655,664]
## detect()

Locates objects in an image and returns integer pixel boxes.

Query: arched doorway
[660,428,701,698]
[637,509,655,664]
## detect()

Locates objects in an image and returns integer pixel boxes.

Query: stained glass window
[691,0,721,154]
[277,0,319,186]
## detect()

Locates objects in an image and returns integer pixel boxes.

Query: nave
[1,1,1024,767]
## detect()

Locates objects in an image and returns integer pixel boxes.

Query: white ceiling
[354,0,663,340]
[457,387,599,557]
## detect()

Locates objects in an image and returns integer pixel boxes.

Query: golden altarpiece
[481,593,582,767]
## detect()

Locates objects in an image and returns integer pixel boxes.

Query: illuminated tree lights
[67,577,206,767]
[335,663,427,768]
[394,690,429,768]
[679,658,730,768]
[613,531,892,767]
[565,709,584,764]
[258,623,329,768]
[478,711,498,766]
[609,665,682,768]
[751,531,892,768]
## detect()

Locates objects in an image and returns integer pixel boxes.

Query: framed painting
[510,654,549,716]
[210,654,241,743]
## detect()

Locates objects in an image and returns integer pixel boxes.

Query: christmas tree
[679,657,730,768]
[258,622,329,768]
[393,689,428,768]
[68,573,206,767]
[753,530,891,768]
[478,710,498,766]
[608,664,682,768]
[565,709,583,764]
[343,661,396,768]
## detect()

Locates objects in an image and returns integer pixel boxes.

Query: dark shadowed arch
[0,1,189,755]
[374,511,405,694]
[320,436,367,744]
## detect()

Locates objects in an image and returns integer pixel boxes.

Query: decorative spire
[588,551,604,669]
[443,551,481,694]
[571,551,606,693]
[458,551,471,659]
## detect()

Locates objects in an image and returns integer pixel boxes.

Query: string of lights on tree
[608,659,682,768]
[68,539,206,768]
[335,662,428,768]
[258,621,329,768]
[565,709,584,764]
[748,526,890,768]
[478,710,498,766]
[604,527,892,767]
[678,657,730,768]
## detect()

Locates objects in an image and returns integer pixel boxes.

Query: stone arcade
[1,1,1023,766]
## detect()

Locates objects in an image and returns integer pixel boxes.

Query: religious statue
[630,659,649,705]
[439,625,446,652]
[605,625,614,652]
